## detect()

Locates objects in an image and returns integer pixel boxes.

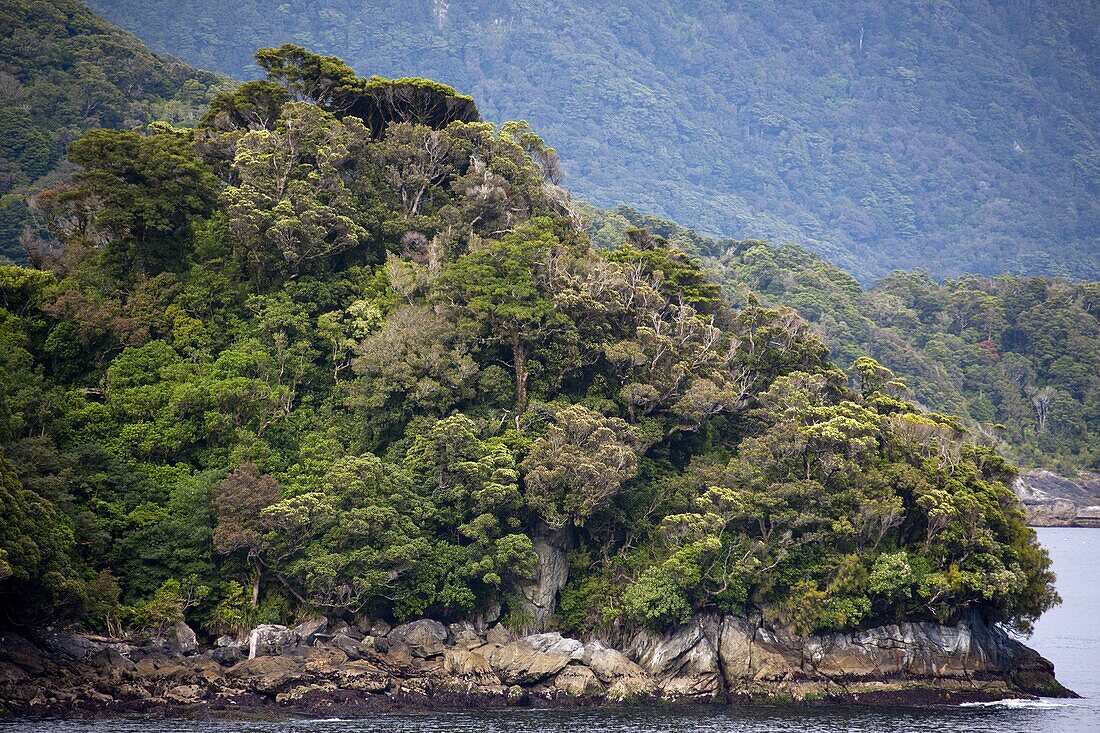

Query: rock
[489,641,571,685]
[443,648,495,679]
[293,616,328,645]
[486,624,513,645]
[328,620,359,640]
[335,660,390,692]
[248,624,300,659]
[524,632,584,658]
[330,633,373,660]
[165,684,204,703]
[91,646,136,673]
[0,633,46,675]
[515,530,573,628]
[628,613,724,699]
[304,646,348,675]
[228,655,305,694]
[369,619,391,637]
[387,619,448,658]
[582,641,654,697]
[40,630,104,661]
[170,621,198,654]
[448,621,484,649]
[211,646,243,666]
[552,665,605,696]
[214,635,238,648]
[474,601,502,633]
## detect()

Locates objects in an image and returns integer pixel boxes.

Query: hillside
[587,206,1100,476]
[0,0,228,263]
[85,0,1100,282]
[0,45,1056,652]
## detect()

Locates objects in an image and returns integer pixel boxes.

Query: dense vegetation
[86,0,1100,282]
[0,46,1056,644]
[588,209,1100,477]
[0,0,228,264]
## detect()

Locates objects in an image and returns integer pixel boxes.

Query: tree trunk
[513,333,528,414]
[252,569,261,607]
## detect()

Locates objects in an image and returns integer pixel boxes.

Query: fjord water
[4,528,1097,733]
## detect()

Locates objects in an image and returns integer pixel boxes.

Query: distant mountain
[0,0,228,262]
[85,0,1100,282]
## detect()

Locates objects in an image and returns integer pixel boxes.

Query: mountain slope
[85,0,1100,282]
[0,0,228,262]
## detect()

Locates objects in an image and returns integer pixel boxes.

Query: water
[3,528,1097,732]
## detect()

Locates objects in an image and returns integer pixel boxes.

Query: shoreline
[0,612,1075,720]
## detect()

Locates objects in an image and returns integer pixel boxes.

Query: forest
[84,0,1100,283]
[0,43,1058,647]
[588,208,1100,476]
[0,0,228,263]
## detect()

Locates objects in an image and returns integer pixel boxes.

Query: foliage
[0,41,1059,645]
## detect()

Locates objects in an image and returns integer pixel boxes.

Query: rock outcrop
[1014,470,1100,527]
[0,611,1073,717]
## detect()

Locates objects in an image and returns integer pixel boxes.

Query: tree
[224,102,373,280]
[47,127,217,283]
[213,463,282,606]
[439,217,573,414]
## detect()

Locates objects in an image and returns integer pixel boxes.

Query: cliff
[1014,471,1100,528]
[0,613,1073,717]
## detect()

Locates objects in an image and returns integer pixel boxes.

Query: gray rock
[486,624,514,645]
[448,621,484,649]
[488,640,571,685]
[627,613,724,699]
[387,619,448,658]
[369,619,391,637]
[248,624,300,659]
[524,632,584,659]
[553,664,605,696]
[474,601,502,632]
[170,621,198,654]
[211,646,243,666]
[329,633,374,660]
[214,635,238,648]
[293,617,328,645]
[515,531,573,629]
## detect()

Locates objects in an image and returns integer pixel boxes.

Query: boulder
[474,601,502,633]
[334,660,390,692]
[627,613,724,699]
[214,635,238,648]
[486,624,513,645]
[40,630,104,661]
[387,619,448,658]
[170,621,198,655]
[369,619,391,637]
[165,684,204,704]
[211,646,243,666]
[443,648,496,680]
[582,641,654,697]
[448,621,484,650]
[489,641,571,685]
[228,655,305,694]
[552,665,605,696]
[91,646,136,673]
[0,633,46,675]
[248,624,300,659]
[293,616,328,645]
[330,633,373,660]
[524,632,584,659]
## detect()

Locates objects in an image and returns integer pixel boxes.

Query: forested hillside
[0,45,1056,645]
[588,207,1100,476]
[0,0,228,263]
[86,0,1100,282]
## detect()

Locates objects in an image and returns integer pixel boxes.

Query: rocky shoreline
[1015,470,1100,527]
[0,610,1075,719]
